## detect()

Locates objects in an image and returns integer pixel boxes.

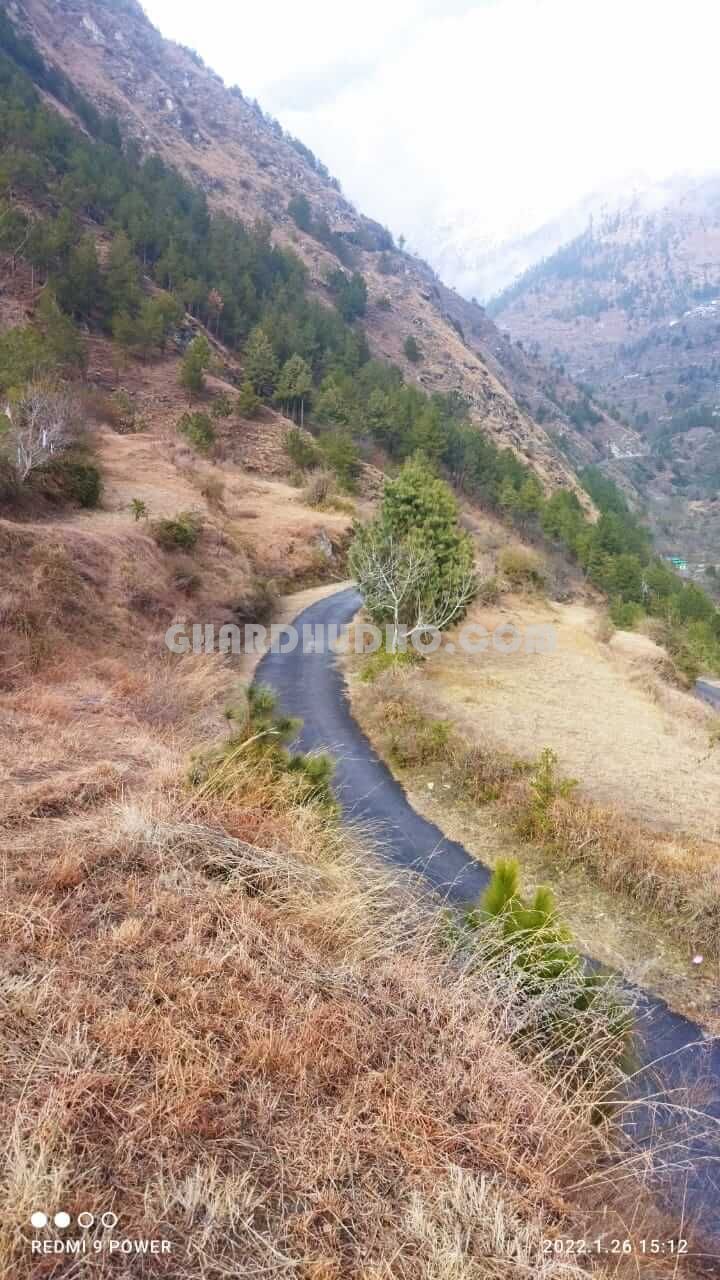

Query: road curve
[698,679,720,711]
[258,586,720,1238]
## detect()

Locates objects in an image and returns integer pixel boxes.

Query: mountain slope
[490,174,720,562]
[3,0,638,500]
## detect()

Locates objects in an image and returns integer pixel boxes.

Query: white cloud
[141,0,720,292]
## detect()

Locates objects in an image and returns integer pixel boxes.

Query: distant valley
[482,173,720,570]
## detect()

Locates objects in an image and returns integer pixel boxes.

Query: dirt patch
[424,597,720,839]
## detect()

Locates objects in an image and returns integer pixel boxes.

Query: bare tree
[5,385,80,483]
[404,568,477,643]
[349,528,476,650]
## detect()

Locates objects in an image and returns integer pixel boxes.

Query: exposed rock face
[9,0,626,503]
[489,175,720,558]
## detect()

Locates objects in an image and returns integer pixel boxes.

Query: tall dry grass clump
[0,698,703,1277]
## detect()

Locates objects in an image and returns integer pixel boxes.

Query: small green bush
[404,334,421,363]
[608,598,643,630]
[360,646,417,683]
[35,454,102,508]
[152,511,202,551]
[285,426,320,471]
[194,684,337,813]
[498,545,546,590]
[178,411,215,454]
[516,748,577,842]
[129,497,148,521]
[211,392,233,419]
[463,859,633,1078]
[318,430,360,492]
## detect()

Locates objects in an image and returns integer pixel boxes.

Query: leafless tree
[4,384,80,482]
[404,568,477,643]
[350,528,476,650]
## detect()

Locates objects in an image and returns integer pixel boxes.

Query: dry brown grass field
[343,583,720,1030]
[423,597,720,839]
[0,386,708,1276]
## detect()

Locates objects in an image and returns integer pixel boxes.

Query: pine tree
[403,334,421,363]
[276,353,312,423]
[180,334,212,396]
[53,235,103,321]
[380,456,476,620]
[107,230,141,316]
[244,327,278,397]
[237,378,260,417]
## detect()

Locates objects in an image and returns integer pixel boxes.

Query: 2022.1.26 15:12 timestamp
[542,1237,689,1257]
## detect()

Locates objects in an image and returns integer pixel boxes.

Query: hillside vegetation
[1,5,719,1273]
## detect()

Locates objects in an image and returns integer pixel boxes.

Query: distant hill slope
[490,174,720,561]
[4,0,639,495]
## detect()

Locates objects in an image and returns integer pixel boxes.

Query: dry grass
[415,597,720,839]
[1,765,702,1279]
[0,537,704,1277]
[0,371,709,1275]
[353,665,720,962]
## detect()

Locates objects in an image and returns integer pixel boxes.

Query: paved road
[258,586,720,1246]
[698,679,720,710]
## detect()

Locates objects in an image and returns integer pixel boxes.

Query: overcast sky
[142,0,720,293]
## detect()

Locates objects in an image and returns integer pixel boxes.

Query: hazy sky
[141,0,720,285]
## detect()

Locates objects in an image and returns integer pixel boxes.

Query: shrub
[386,705,454,768]
[111,390,144,434]
[129,497,148,521]
[476,575,501,604]
[360,646,417,683]
[211,391,234,419]
[609,598,643,630]
[193,684,336,812]
[178,411,215,454]
[34,453,102,508]
[285,426,320,472]
[237,379,260,417]
[464,860,633,1077]
[151,511,202,551]
[498,545,546,590]
[515,748,577,842]
[404,334,421,363]
[301,468,334,507]
[198,473,225,510]
[318,430,360,491]
[453,743,527,804]
[180,334,212,395]
[231,576,278,625]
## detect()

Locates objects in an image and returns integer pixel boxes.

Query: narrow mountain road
[698,678,720,710]
[258,586,720,1243]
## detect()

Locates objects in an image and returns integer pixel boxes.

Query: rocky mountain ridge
[3,0,640,501]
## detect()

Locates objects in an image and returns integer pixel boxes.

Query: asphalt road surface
[258,586,720,1251]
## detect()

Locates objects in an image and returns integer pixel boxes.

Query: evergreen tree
[318,430,360,491]
[237,378,260,417]
[180,334,212,395]
[244,326,278,397]
[106,230,141,316]
[403,334,421,363]
[380,456,476,621]
[276,352,312,423]
[53,234,102,321]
